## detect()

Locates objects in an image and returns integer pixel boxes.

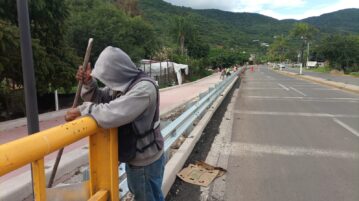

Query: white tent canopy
[140,60,189,85]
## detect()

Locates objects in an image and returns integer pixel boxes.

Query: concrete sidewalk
[0,73,222,200]
[0,73,221,142]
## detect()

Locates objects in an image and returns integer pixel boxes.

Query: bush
[350,71,359,77]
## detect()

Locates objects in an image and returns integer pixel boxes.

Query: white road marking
[290,87,307,96]
[231,142,358,159]
[289,84,318,86]
[235,110,359,118]
[246,96,303,99]
[246,96,359,101]
[245,87,283,90]
[294,99,358,103]
[278,83,290,91]
[333,118,359,138]
[295,88,339,91]
[245,80,295,82]
[244,96,358,103]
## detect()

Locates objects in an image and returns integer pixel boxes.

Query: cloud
[164,0,359,20]
[164,0,306,12]
[234,0,306,12]
[260,0,359,19]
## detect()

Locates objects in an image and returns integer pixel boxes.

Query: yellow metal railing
[0,116,119,201]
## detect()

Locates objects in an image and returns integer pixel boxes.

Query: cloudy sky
[163,0,359,20]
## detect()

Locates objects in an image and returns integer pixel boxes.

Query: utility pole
[299,37,305,75]
[17,0,39,197]
[306,42,310,69]
[16,0,39,136]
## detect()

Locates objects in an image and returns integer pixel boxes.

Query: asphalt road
[283,67,359,86]
[225,65,359,201]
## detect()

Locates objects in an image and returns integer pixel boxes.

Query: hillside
[138,0,359,52]
[138,0,291,50]
[303,8,359,33]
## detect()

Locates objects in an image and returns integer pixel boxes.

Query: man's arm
[76,64,112,103]
[78,81,154,128]
[81,79,112,103]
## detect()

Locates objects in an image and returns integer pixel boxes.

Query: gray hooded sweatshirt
[78,46,163,166]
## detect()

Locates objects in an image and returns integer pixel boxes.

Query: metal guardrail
[119,67,244,198]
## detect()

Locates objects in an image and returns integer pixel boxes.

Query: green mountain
[303,8,359,33]
[138,0,359,51]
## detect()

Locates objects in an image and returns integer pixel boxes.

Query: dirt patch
[165,79,240,201]
[161,104,188,121]
[330,69,345,76]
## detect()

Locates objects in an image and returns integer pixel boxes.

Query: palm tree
[172,16,193,55]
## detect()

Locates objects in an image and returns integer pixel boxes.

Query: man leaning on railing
[65,46,165,201]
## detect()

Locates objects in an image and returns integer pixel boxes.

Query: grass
[349,72,359,77]
[306,66,331,73]
[306,66,359,78]
[187,70,213,82]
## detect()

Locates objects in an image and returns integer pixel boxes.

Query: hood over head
[91,46,140,92]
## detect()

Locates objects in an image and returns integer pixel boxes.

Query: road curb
[275,70,359,94]
[161,76,239,196]
[200,76,241,200]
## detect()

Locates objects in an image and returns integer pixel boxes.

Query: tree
[187,39,210,59]
[208,48,248,68]
[66,0,159,63]
[115,0,140,17]
[0,20,21,89]
[267,36,288,62]
[290,23,318,67]
[318,34,359,72]
[0,0,79,94]
[172,16,194,55]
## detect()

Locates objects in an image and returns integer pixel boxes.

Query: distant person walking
[220,68,226,80]
[226,68,231,77]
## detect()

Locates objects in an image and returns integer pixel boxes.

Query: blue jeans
[126,154,165,201]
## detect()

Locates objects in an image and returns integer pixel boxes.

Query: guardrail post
[32,158,46,200]
[89,128,119,201]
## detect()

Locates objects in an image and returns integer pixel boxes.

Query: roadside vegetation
[0,0,358,120]
[268,22,359,75]
[0,0,248,120]
[306,66,331,73]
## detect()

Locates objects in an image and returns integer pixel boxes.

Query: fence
[140,60,177,87]
[0,117,119,201]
